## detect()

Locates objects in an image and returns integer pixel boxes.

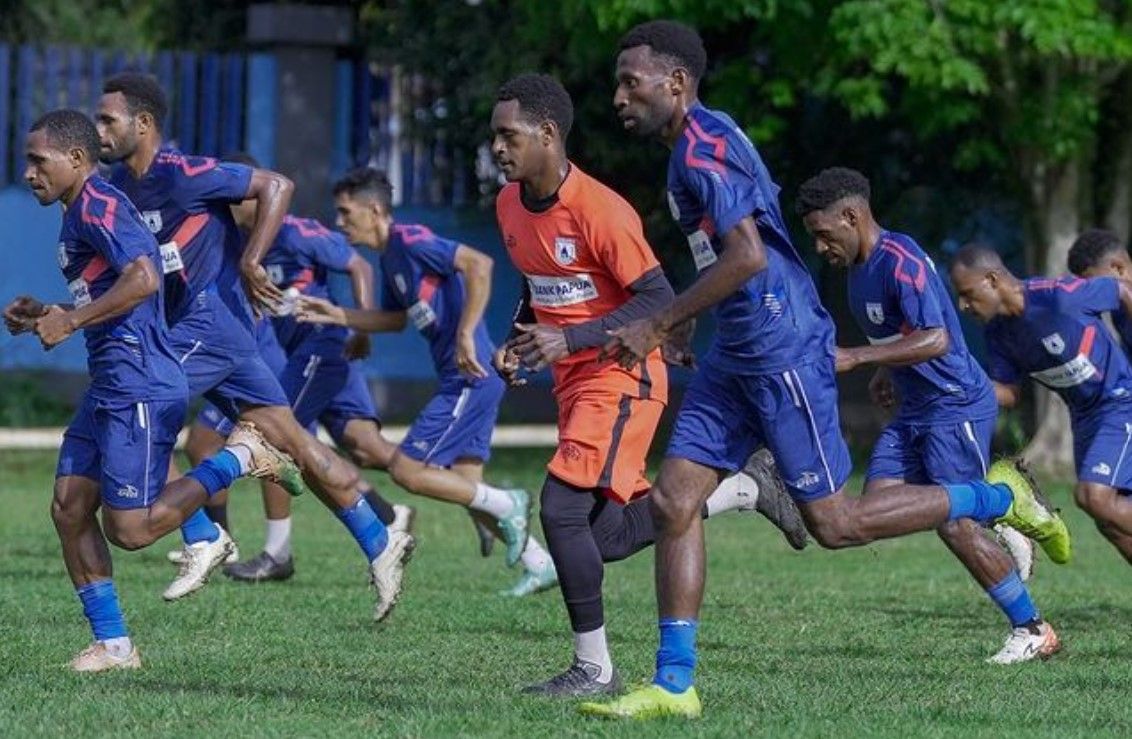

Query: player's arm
[4,296,48,334]
[295,295,406,333]
[836,328,949,373]
[342,252,376,359]
[451,244,493,378]
[238,168,295,309]
[35,256,160,348]
[993,381,1022,408]
[495,280,532,386]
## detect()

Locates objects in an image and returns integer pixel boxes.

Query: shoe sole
[373,535,416,622]
[162,538,235,602]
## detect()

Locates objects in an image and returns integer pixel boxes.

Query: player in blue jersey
[94,73,412,616]
[296,167,556,597]
[954,243,1132,566]
[796,167,1058,664]
[4,110,303,672]
[1068,229,1132,354]
[583,21,1070,719]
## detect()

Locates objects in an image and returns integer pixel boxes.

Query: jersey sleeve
[583,191,659,289]
[678,136,768,237]
[177,158,254,207]
[294,223,354,272]
[878,242,945,329]
[1055,276,1121,316]
[985,332,1021,386]
[410,232,459,277]
[81,192,155,272]
[379,268,403,311]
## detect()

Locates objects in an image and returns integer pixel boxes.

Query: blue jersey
[263,215,353,353]
[666,103,834,374]
[57,176,185,402]
[379,224,496,387]
[1112,310,1132,357]
[985,277,1132,419]
[847,231,996,423]
[109,147,253,326]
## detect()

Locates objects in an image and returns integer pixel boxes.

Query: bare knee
[806,508,868,549]
[389,454,422,494]
[101,518,152,551]
[936,518,977,546]
[1075,483,1113,519]
[50,493,86,533]
[649,482,701,532]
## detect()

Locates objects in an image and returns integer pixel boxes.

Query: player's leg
[167,407,240,568]
[223,480,296,582]
[1072,413,1132,556]
[325,414,401,529]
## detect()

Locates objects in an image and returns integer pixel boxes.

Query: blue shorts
[399,375,505,467]
[1074,409,1132,492]
[867,417,994,485]
[56,393,186,510]
[194,318,288,436]
[666,358,852,502]
[318,363,381,442]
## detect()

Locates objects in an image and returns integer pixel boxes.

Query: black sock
[205,503,229,533]
[363,485,395,525]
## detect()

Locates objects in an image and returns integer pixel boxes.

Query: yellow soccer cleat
[579,684,702,720]
[988,458,1071,564]
[227,421,310,497]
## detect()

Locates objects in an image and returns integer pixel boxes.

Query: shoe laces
[543,661,600,690]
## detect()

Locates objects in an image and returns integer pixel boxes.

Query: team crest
[141,210,163,234]
[265,264,285,285]
[866,302,884,325]
[394,274,408,295]
[56,242,68,269]
[1042,333,1065,355]
[554,237,576,266]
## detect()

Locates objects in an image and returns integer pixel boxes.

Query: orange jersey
[496,163,667,403]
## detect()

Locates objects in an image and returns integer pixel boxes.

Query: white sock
[225,444,253,475]
[574,626,614,682]
[469,483,515,519]
[102,636,133,658]
[263,517,292,560]
[520,538,553,572]
[705,471,759,517]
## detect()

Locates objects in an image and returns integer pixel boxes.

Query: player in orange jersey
[489,73,804,697]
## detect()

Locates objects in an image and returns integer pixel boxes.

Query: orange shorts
[548,388,664,503]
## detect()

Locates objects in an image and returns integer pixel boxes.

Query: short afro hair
[795,167,871,215]
[952,242,1004,271]
[333,167,394,211]
[30,109,100,163]
[1068,228,1126,276]
[496,73,574,141]
[618,20,707,80]
[103,72,168,131]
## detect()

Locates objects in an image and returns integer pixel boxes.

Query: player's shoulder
[495,182,521,215]
[153,147,219,178]
[561,165,638,221]
[75,176,126,228]
[284,214,334,241]
[1026,275,1088,302]
[675,105,750,170]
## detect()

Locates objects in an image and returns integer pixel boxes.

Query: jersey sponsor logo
[866,302,885,324]
[763,291,784,318]
[1093,462,1112,476]
[141,210,163,234]
[1029,354,1097,388]
[666,191,681,221]
[57,242,68,269]
[67,277,91,307]
[687,230,717,271]
[527,273,598,308]
[408,299,437,331]
[158,241,184,274]
[1041,333,1065,355]
[554,237,577,266]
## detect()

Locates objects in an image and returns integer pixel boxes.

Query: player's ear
[842,206,857,227]
[67,146,86,169]
[539,120,557,147]
[670,68,688,97]
[136,110,154,135]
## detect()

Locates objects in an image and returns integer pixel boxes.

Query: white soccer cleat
[994,524,1035,581]
[70,642,141,673]
[162,527,236,601]
[369,530,415,622]
[388,504,416,535]
[167,541,239,567]
[987,621,1061,664]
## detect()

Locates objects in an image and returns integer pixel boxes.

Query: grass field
[3,448,1132,738]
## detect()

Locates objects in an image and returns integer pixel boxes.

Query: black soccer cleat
[745,448,809,551]
[223,551,295,583]
[522,659,622,698]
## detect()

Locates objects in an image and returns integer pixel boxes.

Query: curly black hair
[618,20,707,80]
[795,167,871,215]
[1068,228,1126,276]
[496,73,573,141]
[103,72,168,131]
[333,166,394,210]
[30,109,100,163]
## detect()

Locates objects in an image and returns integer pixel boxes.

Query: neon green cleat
[579,684,701,720]
[988,458,1071,564]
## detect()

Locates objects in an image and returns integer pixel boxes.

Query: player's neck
[855,222,884,264]
[522,159,569,202]
[1002,279,1026,316]
[661,97,697,148]
[59,169,95,208]
[125,137,161,179]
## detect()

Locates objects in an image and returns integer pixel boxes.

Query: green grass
[2,448,1132,737]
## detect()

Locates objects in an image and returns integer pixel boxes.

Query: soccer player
[489,73,804,698]
[583,20,1069,718]
[6,109,300,671]
[795,166,1056,663]
[956,242,1132,564]
[1068,229,1132,354]
[296,166,553,597]
[94,73,411,617]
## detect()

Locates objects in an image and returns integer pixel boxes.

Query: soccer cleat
[223,550,295,582]
[743,448,808,551]
[579,683,702,719]
[522,659,622,697]
[500,560,558,597]
[370,530,415,622]
[497,489,531,568]
[389,504,417,535]
[70,642,141,673]
[987,621,1061,664]
[988,458,1071,564]
[167,541,239,567]
[471,512,495,557]
[226,421,310,497]
[162,527,235,601]
[993,524,1035,581]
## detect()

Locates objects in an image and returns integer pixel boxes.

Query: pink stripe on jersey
[395,224,435,244]
[80,186,118,232]
[682,117,728,176]
[289,216,331,238]
[418,274,440,303]
[170,212,210,250]
[81,254,109,282]
[291,267,315,291]
[879,239,926,292]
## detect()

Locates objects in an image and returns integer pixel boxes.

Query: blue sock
[653,618,698,694]
[335,497,388,563]
[76,580,128,641]
[944,481,1012,522]
[185,449,243,497]
[986,571,1039,627]
[180,507,220,545]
